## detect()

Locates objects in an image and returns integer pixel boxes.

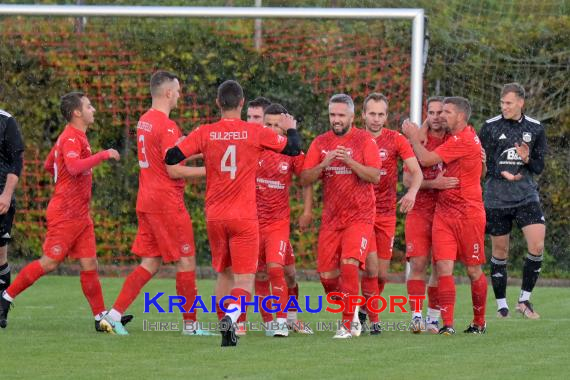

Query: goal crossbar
[0,4,425,123]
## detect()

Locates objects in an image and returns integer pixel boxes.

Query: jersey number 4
[221,145,237,179]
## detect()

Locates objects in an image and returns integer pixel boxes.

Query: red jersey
[373,128,415,215]
[256,150,304,225]
[303,127,381,229]
[407,133,446,217]
[136,109,185,213]
[177,118,287,221]
[45,125,109,220]
[434,126,484,218]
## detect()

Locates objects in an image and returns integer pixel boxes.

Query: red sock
[471,273,488,326]
[80,270,106,316]
[176,271,197,322]
[428,285,439,310]
[340,263,359,327]
[5,260,45,299]
[255,277,272,323]
[268,267,288,319]
[407,279,426,314]
[227,288,251,321]
[113,266,153,314]
[288,283,299,311]
[438,275,456,327]
[361,275,379,323]
[320,276,340,295]
[378,278,386,296]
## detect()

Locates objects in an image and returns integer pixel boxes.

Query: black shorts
[485,202,545,236]
[0,201,16,245]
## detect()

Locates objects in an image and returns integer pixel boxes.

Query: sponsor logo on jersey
[499,133,507,140]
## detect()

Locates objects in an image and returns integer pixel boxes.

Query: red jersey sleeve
[302,140,322,170]
[258,126,287,152]
[292,152,305,176]
[396,133,416,160]
[362,137,382,168]
[160,121,182,158]
[434,135,471,164]
[61,138,109,176]
[44,145,56,175]
[177,127,203,158]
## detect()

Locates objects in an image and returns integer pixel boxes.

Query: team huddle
[0,72,547,346]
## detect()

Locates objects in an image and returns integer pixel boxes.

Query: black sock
[490,256,508,301]
[0,262,10,292]
[521,253,543,294]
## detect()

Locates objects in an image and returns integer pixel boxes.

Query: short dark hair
[363,92,389,113]
[247,96,271,111]
[217,80,244,111]
[444,96,471,120]
[501,82,525,99]
[264,103,288,115]
[60,91,85,122]
[426,96,444,108]
[329,93,354,113]
[150,71,178,97]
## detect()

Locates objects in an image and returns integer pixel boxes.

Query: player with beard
[403,97,488,335]
[403,96,459,333]
[301,94,381,339]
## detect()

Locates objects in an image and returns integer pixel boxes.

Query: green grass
[1,276,569,379]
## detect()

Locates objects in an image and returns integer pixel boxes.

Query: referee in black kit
[479,83,547,320]
[0,109,24,294]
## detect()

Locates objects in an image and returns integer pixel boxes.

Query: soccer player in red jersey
[165,80,301,347]
[0,92,120,330]
[301,94,381,339]
[100,71,210,336]
[403,96,460,333]
[403,97,488,335]
[255,103,314,337]
[235,96,272,336]
[357,93,423,335]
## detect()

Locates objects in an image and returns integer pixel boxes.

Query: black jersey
[479,113,547,209]
[0,110,25,196]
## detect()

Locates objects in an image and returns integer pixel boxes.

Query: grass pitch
[1,276,569,379]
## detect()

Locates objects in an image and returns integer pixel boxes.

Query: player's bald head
[150,71,179,97]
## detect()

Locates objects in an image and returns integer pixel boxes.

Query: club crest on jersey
[379,149,388,160]
[278,161,290,174]
[345,148,353,157]
[181,244,191,254]
[522,132,532,143]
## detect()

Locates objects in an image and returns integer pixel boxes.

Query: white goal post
[0,4,425,124]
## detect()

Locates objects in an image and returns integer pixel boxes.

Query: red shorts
[369,215,396,260]
[207,219,259,274]
[317,223,372,273]
[132,211,195,264]
[258,240,295,272]
[405,212,435,259]
[432,212,486,266]
[258,219,292,269]
[43,217,96,261]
